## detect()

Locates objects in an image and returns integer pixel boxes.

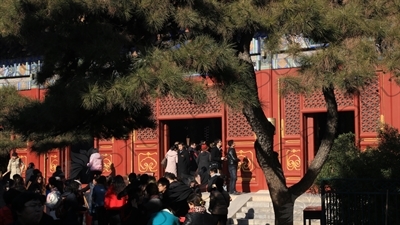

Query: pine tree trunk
[238,33,298,225]
[250,122,297,225]
[272,197,295,225]
[237,34,338,225]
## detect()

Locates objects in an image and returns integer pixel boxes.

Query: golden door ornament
[286,149,301,171]
[237,150,254,172]
[101,154,113,173]
[49,155,59,173]
[138,152,158,172]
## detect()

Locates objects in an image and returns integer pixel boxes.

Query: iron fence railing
[321,179,400,225]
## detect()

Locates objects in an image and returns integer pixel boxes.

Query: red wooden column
[305,116,315,168]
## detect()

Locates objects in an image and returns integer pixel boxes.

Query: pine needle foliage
[270,0,399,96]
[0,86,32,155]
[0,0,275,153]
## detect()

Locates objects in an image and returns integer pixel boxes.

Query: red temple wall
[380,71,400,132]
[13,147,67,182]
[13,68,400,191]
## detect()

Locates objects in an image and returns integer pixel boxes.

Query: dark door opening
[165,118,222,147]
[314,111,355,149]
[305,111,355,158]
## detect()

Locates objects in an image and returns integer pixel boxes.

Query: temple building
[1,38,399,192]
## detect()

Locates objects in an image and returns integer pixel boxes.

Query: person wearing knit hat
[196,143,211,185]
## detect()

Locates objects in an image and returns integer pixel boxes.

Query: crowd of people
[0,139,241,225]
[164,139,241,195]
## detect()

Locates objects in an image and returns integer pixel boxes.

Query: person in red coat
[104,175,127,225]
[0,189,21,225]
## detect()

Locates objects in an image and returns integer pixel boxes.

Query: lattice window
[336,91,354,108]
[137,102,158,140]
[136,128,158,140]
[284,93,300,135]
[304,90,354,108]
[159,91,222,116]
[360,79,380,133]
[226,108,254,138]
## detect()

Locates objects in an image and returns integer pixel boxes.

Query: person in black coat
[188,142,198,174]
[208,177,230,225]
[183,193,217,225]
[60,180,87,225]
[227,140,241,195]
[177,143,191,181]
[207,167,220,193]
[25,163,35,186]
[117,173,140,202]
[196,144,211,185]
[164,172,194,220]
[209,139,225,173]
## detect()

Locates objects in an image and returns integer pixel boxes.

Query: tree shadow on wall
[69,142,94,183]
[109,163,116,178]
[240,157,252,193]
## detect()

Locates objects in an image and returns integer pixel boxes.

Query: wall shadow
[240,157,252,193]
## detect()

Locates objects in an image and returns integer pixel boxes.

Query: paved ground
[202,190,321,225]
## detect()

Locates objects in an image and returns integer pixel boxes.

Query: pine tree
[1,0,399,224]
[0,86,31,171]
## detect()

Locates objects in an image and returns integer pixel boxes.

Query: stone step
[244,201,318,210]
[240,206,271,213]
[250,194,320,203]
[240,204,317,211]
[251,195,271,201]
[234,212,275,220]
[234,211,308,220]
[229,218,275,225]
[246,201,273,208]
[229,218,320,225]
[227,191,322,225]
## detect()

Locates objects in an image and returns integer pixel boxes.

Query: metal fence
[321,179,400,225]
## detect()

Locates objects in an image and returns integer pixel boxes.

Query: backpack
[46,190,61,210]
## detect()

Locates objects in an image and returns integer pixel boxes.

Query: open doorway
[305,111,355,160]
[161,117,222,150]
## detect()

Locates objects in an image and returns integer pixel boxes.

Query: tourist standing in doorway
[210,139,225,174]
[165,146,178,176]
[227,140,241,195]
[196,144,211,185]
[188,142,198,175]
[177,143,190,181]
